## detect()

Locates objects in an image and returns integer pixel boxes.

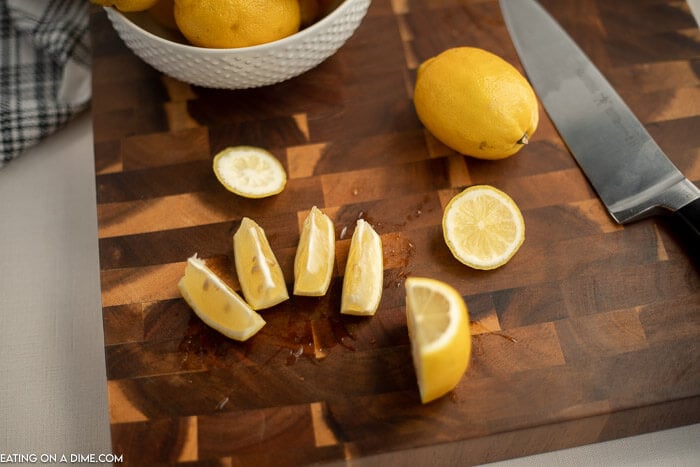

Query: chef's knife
[499,0,700,253]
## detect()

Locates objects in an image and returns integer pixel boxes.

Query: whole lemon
[148,0,178,31]
[413,47,539,160]
[90,0,158,11]
[173,0,300,49]
[299,0,321,27]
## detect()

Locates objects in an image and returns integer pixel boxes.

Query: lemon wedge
[294,206,335,297]
[213,146,287,198]
[233,217,289,310]
[340,219,383,316]
[442,185,525,270]
[405,277,471,403]
[178,254,265,341]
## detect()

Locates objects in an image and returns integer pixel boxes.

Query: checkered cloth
[0,0,91,169]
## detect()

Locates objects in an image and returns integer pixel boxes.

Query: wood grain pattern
[90,0,700,464]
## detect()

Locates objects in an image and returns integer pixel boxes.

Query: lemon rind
[178,254,266,342]
[405,276,471,404]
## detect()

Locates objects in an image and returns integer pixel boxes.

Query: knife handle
[671,198,700,259]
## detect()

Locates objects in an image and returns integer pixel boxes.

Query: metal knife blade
[499,0,700,246]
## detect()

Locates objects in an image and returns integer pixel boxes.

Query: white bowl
[105,0,371,89]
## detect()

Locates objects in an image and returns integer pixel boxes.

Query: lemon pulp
[178,254,265,341]
[442,185,525,270]
[233,217,289,310]
[340,219,383,316]
[294,206,335,297]
[213,146,287,198]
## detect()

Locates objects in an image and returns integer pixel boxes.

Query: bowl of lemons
[99,0,371,89]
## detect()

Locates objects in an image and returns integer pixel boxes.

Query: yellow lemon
[174,0,301,49]
[442,185,525,270]
[178,254,266,341]
[213,146,287,199]
[405,277,471,403]
[91,0,158,11]
[341,219,383,316]
[413,47,539,160]
[299,0,321,27]
[294,206,336,297]
[233,217,289,310]
[148,0,178,30]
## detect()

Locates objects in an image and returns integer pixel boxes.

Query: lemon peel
[233,217,290,310]
[213,146,287,199]
[405,277,471,403]
[174,0,300,49]
[178,254,265,341]
[414,47,539,160]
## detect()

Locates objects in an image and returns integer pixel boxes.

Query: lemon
[174,0,301,49]
[294,206,335,297]
[213,146,287,199]
[413,47,539,160]
[178,254,266,341]
[405,277,471,403]
[442,185,525,270]
[299,0,321,27]
[233,217,289,310]
[91,0,158,11]
[341,219,383,316]
[148,0,177,30]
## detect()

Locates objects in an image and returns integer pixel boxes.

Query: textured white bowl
[105,0,371,89]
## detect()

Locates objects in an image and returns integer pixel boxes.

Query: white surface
[690,0,700,26]
[0,112,112,463]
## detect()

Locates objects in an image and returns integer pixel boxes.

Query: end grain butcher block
[89,0,700,464]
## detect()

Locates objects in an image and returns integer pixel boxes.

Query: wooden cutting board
[89,0,700,464]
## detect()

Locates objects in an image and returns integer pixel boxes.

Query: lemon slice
[340,219,383,316]
[442,185,525,270]
[213,146,287,198]
[178,254,266,342]
[405,277,471,403]
[294,206,335,297]
[233,217,289,310]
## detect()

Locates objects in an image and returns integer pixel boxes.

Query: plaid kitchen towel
[0,0,91,169]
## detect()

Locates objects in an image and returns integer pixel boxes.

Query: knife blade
[499,0,700,252]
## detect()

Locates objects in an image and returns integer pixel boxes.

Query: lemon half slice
[405,277,471,403]
[233,217,290,310]
[213,146,287,198]
[340,219,383,316]
[294,206,335,297]
[178,254,265,341]
[442,185,525,270]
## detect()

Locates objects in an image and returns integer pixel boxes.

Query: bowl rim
[107,0,369,54]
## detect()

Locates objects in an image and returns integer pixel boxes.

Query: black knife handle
[671,198,700,259]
